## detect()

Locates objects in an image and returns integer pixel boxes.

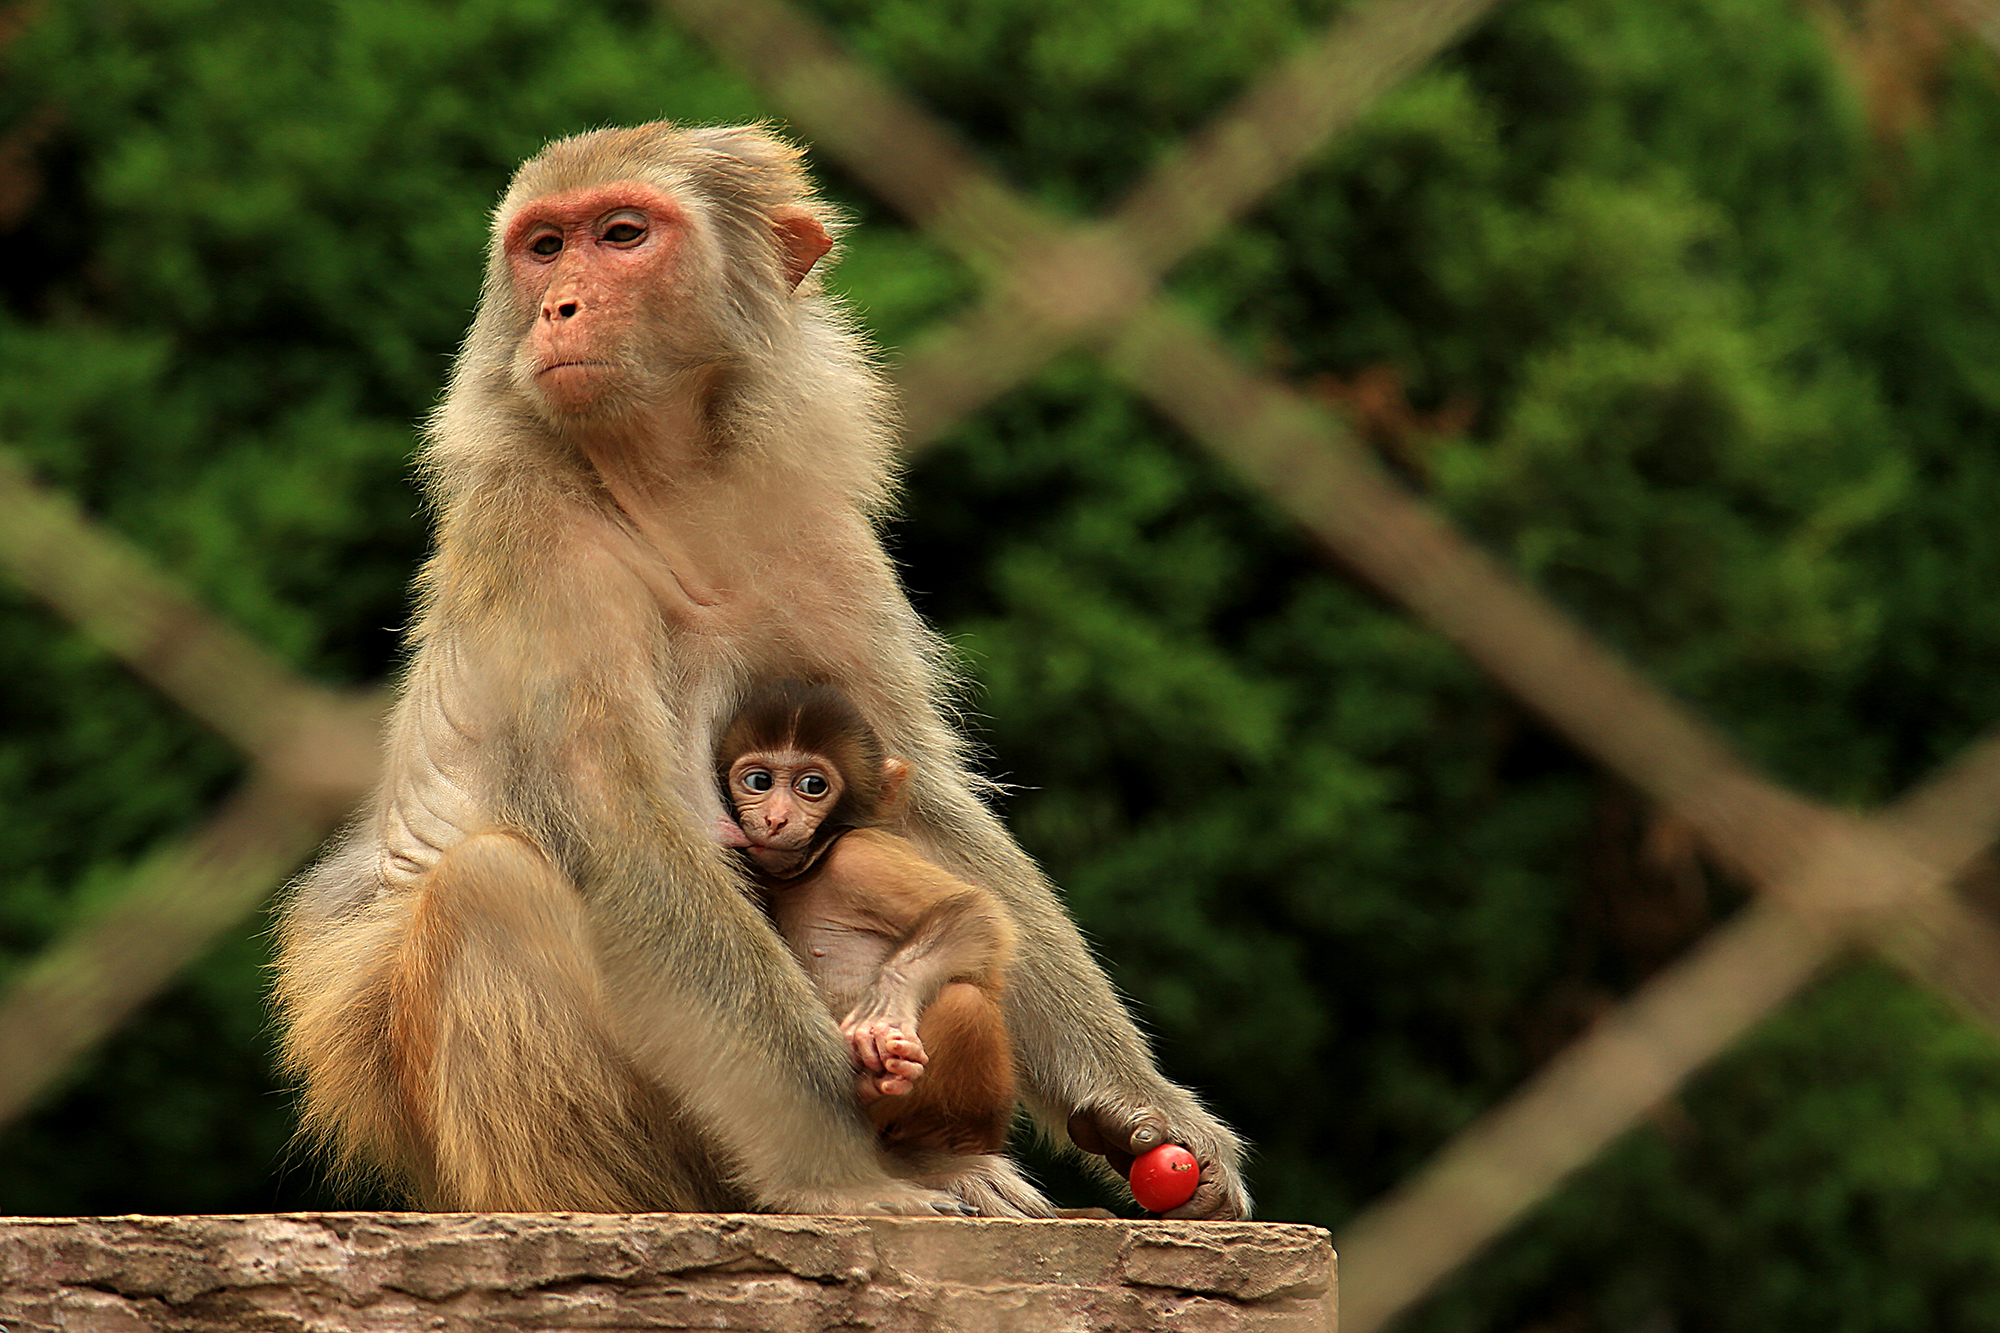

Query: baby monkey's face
[726,747,846,876]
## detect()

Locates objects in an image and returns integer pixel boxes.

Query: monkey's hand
[1068,1101,1252,1220]
[844,1017,927,1100]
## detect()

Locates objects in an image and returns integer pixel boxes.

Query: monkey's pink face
[727,748,846,876]
[503,181,693,415]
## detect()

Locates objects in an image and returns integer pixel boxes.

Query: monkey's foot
[943,1156,1059,1219]
[893,1150,1057,1219]
[847,1020,927,1100]
[781,1180,974,1217]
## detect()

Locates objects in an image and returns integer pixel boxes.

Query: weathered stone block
[0,1213,1335,1331]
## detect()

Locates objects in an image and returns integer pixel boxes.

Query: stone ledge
[0,1212,1335,1332]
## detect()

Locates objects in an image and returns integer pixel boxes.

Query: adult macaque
[714,678,1053,1218]
[275,121,1248,1219]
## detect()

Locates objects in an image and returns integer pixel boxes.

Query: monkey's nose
[546,300,580,320]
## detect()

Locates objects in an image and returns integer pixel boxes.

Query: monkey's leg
[866,984,1053,1218]
[871,982,1014,1155]
[392,830,720,1211]
[276,841,419,1190]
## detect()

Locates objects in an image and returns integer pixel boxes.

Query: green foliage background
[4,0,2000,1326]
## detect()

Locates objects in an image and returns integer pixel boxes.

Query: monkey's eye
[742,770,775,793]
[528,234,563,257]
[797,773,830,799]
[602,221,646,245]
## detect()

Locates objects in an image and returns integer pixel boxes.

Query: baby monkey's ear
[881,757,912,813]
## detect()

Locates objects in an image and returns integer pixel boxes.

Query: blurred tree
[3,0,2000,1327]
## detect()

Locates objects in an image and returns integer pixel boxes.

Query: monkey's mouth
[746,844,812,877]
[533,361,617,412]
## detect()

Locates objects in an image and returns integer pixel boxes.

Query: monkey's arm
[901,782,1254,1221]
[814,829,1014,1033]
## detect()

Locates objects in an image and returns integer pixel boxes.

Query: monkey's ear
[880,757,912,813]
[773,209,832,289]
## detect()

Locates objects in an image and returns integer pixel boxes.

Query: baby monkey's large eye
[742,769,775,793]
[797,772,830,799]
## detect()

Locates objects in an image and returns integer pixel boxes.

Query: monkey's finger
[1161,1165,1249,1222]
[1066,1110,1109,1155]
[880,1031,927,1066]
[872,1021,916,1066]
[854,1020,905,1071]
[851,1036,886,1073]
[1120,1114,1170,1157]
[1068,1104,1169,1174]
[1067,1112,1133,1173]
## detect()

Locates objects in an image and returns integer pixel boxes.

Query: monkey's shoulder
[803,828,995,920]
[816,826,955,878]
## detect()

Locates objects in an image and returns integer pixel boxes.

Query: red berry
[1128,1143,1200,1213]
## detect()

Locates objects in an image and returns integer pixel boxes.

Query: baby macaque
[715,679,1053,1216]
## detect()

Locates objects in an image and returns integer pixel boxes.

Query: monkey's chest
[768,900,895,1010]
[622,521,887,660]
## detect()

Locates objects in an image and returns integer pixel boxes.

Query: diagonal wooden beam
[0,449,381,1126]
[661,0,1505,446]
[1335,898,1841,1333]
[0,450,380,787]
[1105,297,2000,988]
[1328,787,2000,1333]
[0,775,351,1125]
[1104,0,1504,276]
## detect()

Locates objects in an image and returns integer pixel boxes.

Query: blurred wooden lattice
[4,1,2000,1330]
